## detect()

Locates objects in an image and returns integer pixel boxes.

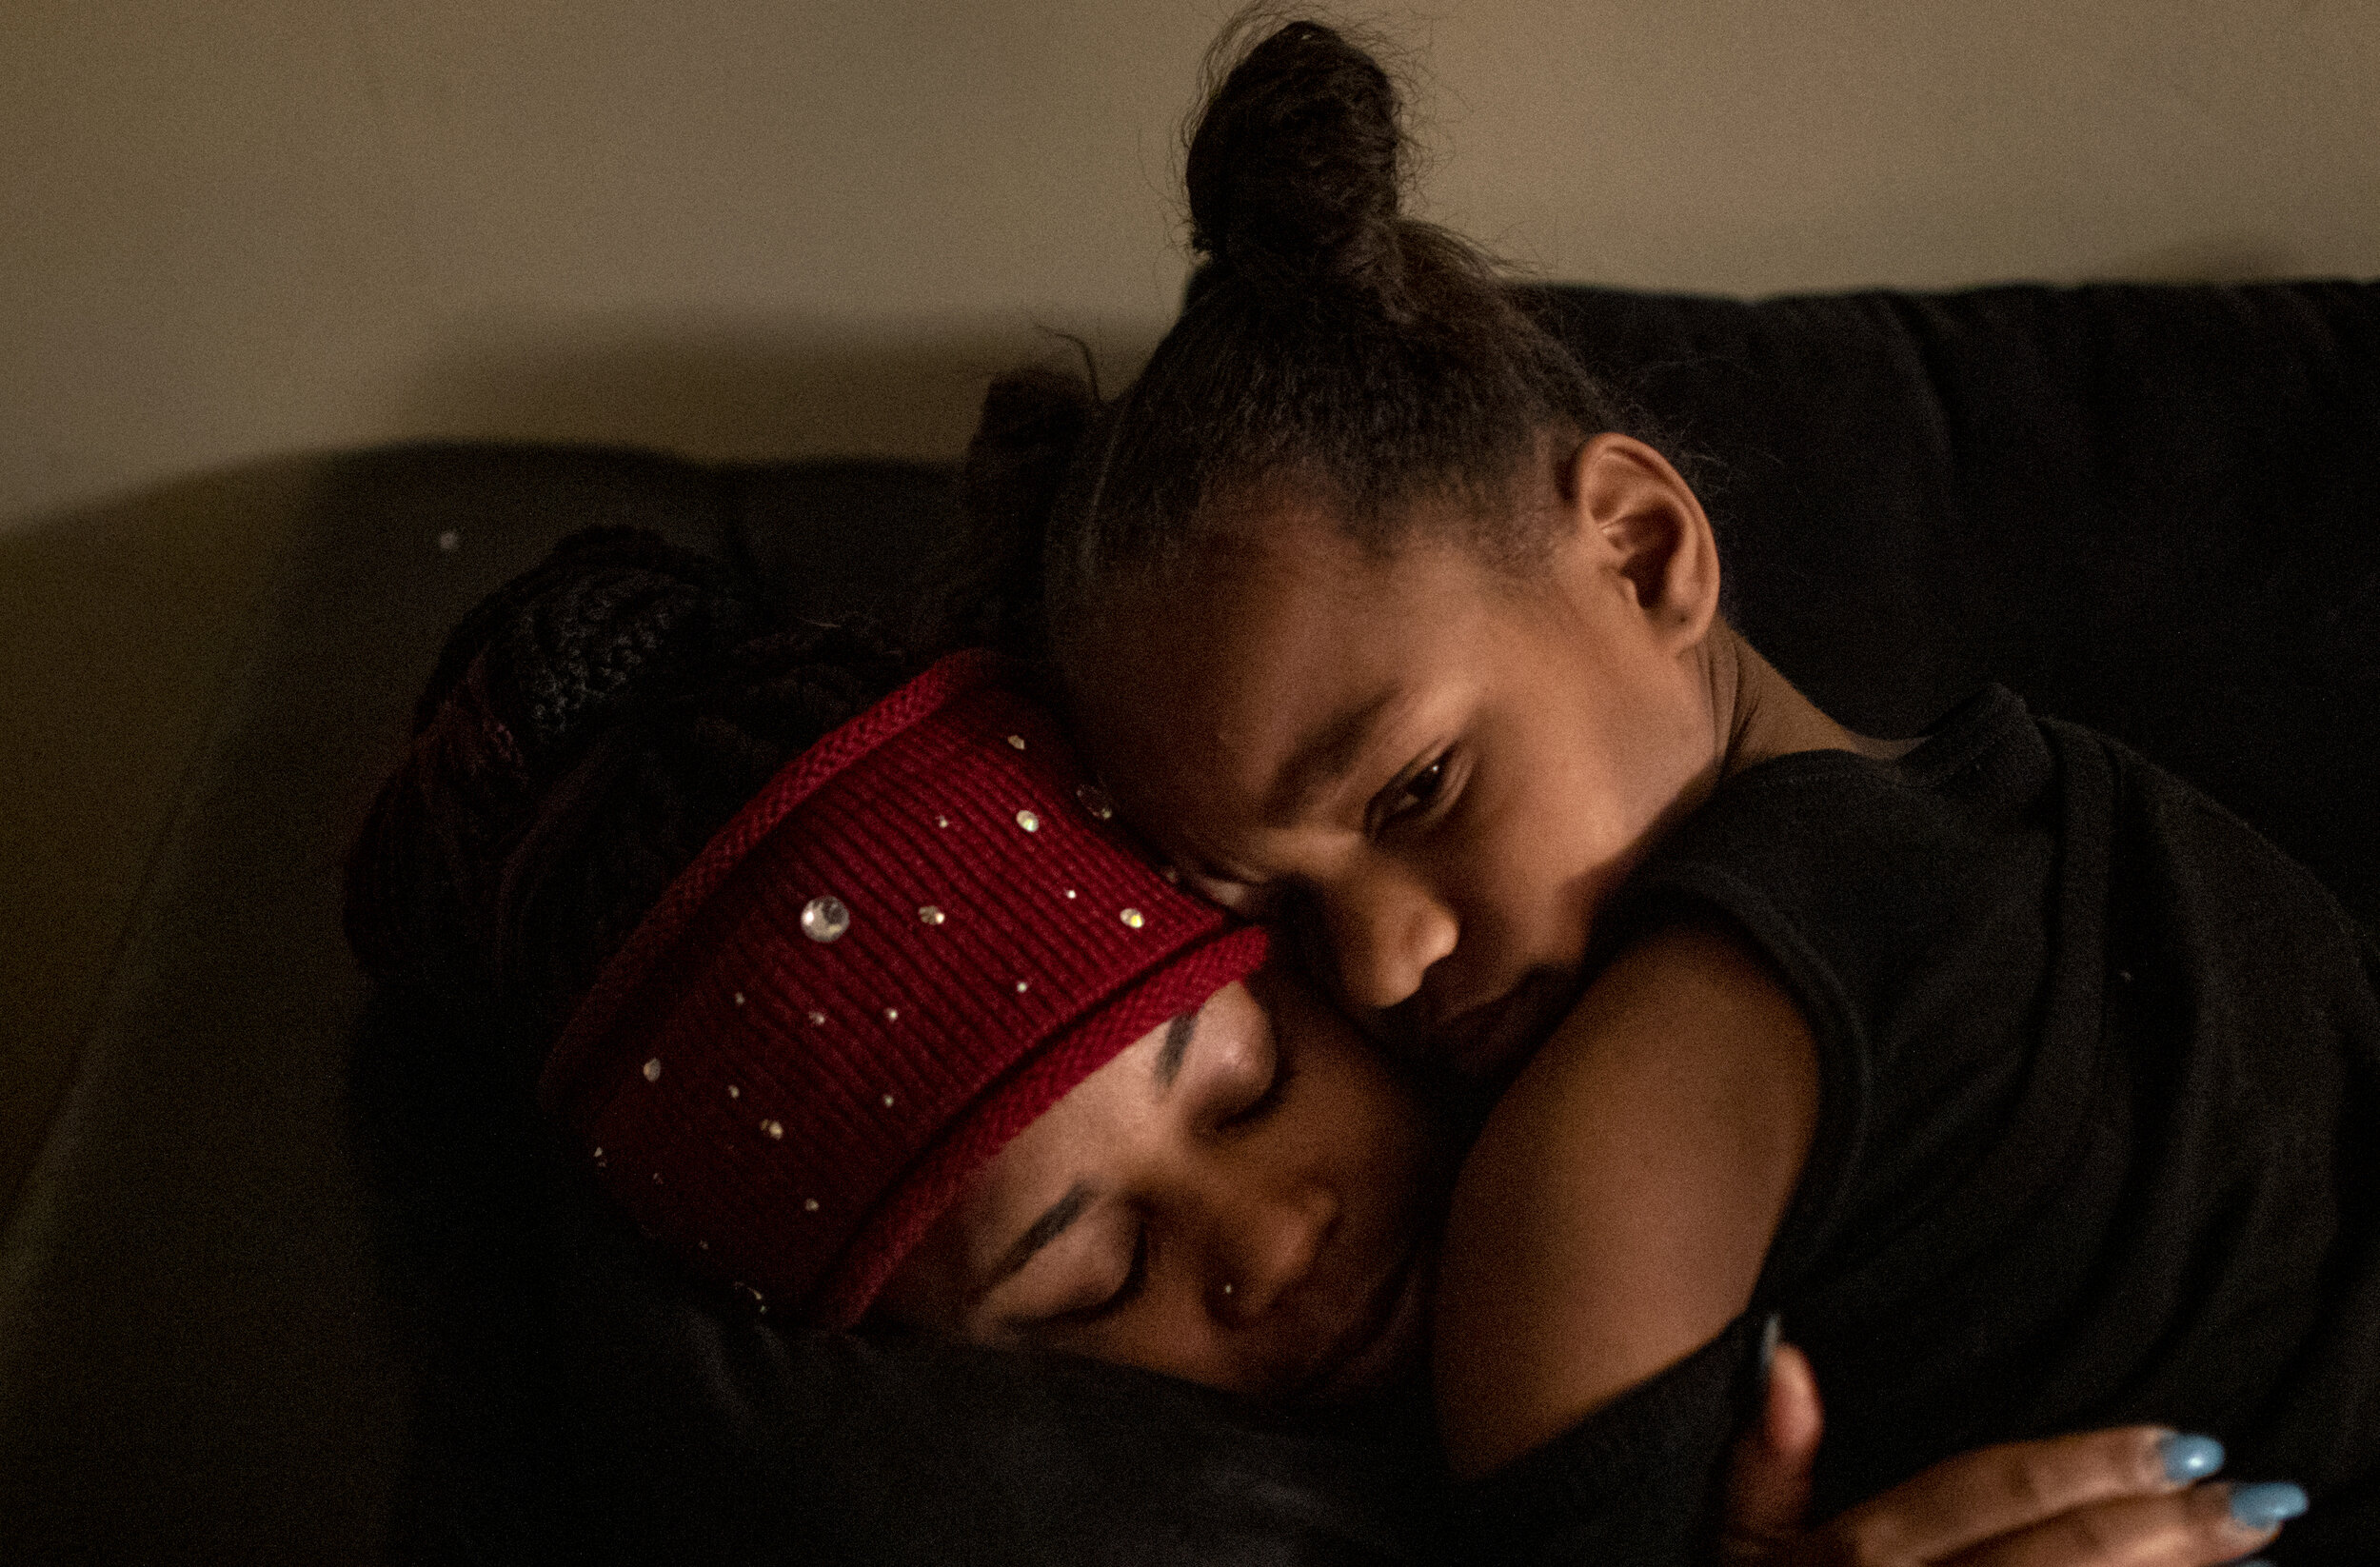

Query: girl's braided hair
[345,526,911,1066]
[954,14,1653,663]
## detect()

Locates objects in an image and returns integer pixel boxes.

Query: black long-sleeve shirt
[1464,686,2380,1564]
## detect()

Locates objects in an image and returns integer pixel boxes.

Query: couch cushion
[1537,281,2380,927]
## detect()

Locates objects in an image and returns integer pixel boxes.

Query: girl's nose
[1324,862,1457,1013]
[1205,1176,1337,1327]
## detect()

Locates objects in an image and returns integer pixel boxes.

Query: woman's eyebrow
[1154,1011,1197,1090]
[977,1181,1096,1304]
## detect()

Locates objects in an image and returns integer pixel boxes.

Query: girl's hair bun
[1185,19,1405,294]
[999,12,1648,634]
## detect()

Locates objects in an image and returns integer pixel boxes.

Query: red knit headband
[538,648,1269,1327]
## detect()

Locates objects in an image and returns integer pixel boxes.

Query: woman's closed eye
[1187,871,1276,918]
[1026,1021,1294,1333]
[1219,1039,1296,1130]
[1040,1224,1149,1331]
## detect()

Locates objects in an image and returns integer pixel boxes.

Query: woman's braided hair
[345,526,911,1068]
[953,14,1652,664]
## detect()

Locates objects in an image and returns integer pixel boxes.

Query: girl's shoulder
[1599,684,2065,1124]
[1433,687,2073,1480]
[1434,917,1819,1479]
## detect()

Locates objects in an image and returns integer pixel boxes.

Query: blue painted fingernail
[2230,1482,2309,1530]
[2157,1432,2224,1483]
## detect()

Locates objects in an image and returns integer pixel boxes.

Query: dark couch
[2,280,2372,1564]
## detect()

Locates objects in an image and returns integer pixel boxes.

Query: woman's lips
[1295,1240,1431,1405]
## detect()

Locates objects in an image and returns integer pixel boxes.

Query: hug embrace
[347,18,2380,1566]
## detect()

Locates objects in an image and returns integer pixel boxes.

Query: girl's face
[877,963,1451,1404]
[1063,438,1724,1079]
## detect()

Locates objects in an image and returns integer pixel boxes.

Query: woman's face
[1062,439,1723,1079]
[877,963,1451,1404]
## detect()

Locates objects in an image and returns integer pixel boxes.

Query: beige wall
[5,0,2378,530]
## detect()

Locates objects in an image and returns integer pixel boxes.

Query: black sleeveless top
[1462,686,2380,1564]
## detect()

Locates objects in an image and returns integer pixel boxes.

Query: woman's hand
[1718,1342,2303,1566]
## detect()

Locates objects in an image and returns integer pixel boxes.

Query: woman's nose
[1205,1177,1337,1326]
[1322,862,1457,1013]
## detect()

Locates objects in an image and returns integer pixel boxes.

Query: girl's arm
[1436,927,2300,1564]
[1433,918,1818,1478]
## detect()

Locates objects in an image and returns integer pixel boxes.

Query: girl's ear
[1557,433,1721,653]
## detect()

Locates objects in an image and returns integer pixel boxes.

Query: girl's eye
[1380,755,1450,826]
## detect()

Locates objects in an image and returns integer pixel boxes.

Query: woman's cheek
[1112,1297,1256,1393]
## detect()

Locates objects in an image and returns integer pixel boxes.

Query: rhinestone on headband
[1076,784,1114,821]
[801,895,851,942]
[643,1057,662,1081]
[1120,908,1145,929]
[1016,809,1041,833]
[1006,734,1027,750]
[919,904,945,926]
[762,1119,783,1140]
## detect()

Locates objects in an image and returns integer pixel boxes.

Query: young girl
[350,530,2281,1565]
[958,17,2379,1565]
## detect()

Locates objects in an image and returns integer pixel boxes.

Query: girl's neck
[1703,622,1916,779]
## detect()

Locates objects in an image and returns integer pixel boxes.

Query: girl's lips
[1434,969,1577,1079]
